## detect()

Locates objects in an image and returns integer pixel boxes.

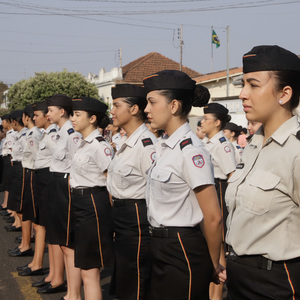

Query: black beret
[203,103,228,115]
[1,114,10,120]
[46,94,72,108]
[111,84,146,100]
[223,122,242,132]
[11,110,24,120]
[243,45,300,74]
[23,104,34,115]
[72,97,108,114]
[32,101,48,111]
[143,70,196,94]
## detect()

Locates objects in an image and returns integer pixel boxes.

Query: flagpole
[211,26,213,73]
[226,25,230,97]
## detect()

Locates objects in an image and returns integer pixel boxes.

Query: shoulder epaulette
[236,145,241,149]
[29,131,33,136]
[21,132,27,136]
[96,136,106,143]
[180,138,192,150]
[219,137,226,143]
[67,128,75,135]
[49,128,57,133]
[296,130,300,141]
[142,138,153,147]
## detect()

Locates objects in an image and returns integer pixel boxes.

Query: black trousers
[111,199,151,300]
[150,227,213,300]
[227,253,300,300]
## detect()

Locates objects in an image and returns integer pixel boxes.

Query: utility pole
[178,24,183,71]
[226,26,229,97]
[119,48,122,68]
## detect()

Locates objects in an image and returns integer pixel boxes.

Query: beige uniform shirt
[226,116,300,261]
[232,140,243,164]
[11,127,28,162]
[107,123,157,199]
[22,127,43,170]
[70,129,113,188]
[146,123,215,227]
[2,129,17,156]
[204,130,236,179]
[50,120,81,173]
[35,124,57,169]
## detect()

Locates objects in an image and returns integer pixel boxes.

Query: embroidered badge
[96,136,105,143]
[67,128,74,135]
[51,134,56,141]
[236,163,244,169]
[104,147,112,156]
[142,138,153,147]
[29,131,33,136]
[180,138,192,150]
[150,151,156,162]
[224,146,231,153]
[219,137,226,143]
[29,140,34,147]
[73,137,80,144]
[192,154,205,168]
[49,128,56,133]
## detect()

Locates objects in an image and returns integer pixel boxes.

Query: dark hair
[241,127,247,134]
[58,106,73,117]
[23,111,35,123]
[122,97,147,121]
[0,125,3,133]
[11,116,24,127]
[87,111,110,130]
[157,85,210,119]
[271,70,300,111]
[211,113,231,130]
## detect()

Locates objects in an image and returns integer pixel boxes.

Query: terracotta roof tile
[122,52,201,83]
[194,67,242,83]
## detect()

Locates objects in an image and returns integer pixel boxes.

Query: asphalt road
[0,192,115,300]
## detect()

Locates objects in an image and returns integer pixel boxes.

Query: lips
[243,105,251,112]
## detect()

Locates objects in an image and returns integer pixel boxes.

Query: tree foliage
[8,70,99,110]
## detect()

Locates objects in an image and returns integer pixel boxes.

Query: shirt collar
[84,129,100,144]
[206,130,224,144]
[16,127,28,139]
[123,123,148,148]
[58,120,72,137]
[163,122,191,149]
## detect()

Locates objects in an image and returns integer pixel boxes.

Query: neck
[57,117,68,129]
[123,119,143,137]
[27,122,34,129]
[165,117,186,136]
[43,121,52,130]
[81,126,96,139]
[207,128,220,140]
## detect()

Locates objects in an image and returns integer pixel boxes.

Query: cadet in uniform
[223,122,243,163]
[226,45,300,299]
[107,84,157,300]
[31,101,58,288]
[37,95,81,298]
[143,70,225,300]
[70,97,114,300]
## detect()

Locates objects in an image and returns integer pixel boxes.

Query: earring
[279,100,283,104]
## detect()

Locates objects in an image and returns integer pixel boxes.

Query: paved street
[0,192,115,300]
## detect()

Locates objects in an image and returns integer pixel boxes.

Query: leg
[61,246,82,300]
[19,220,32,251]
[81,268,102,300]
[44,244,54,282]
[50,244,65,287]
[29,223,45,270]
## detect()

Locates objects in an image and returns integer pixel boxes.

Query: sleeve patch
[67,128,75,135]
[180,138,192,150]
[73,137,80,144]
[96,136,106,143]
[219,137,226,143]
[29,140,34,146]
[29,131,33,136]
[192,154,205,168]
[236,163,244,169]
[142,138,153,147]
[150,151,156,162]
[104,147,112,156]
[49,128,57,133]
[224,146,231,153]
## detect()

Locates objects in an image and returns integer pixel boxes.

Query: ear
[89,114,97,124]
[214,119,221,128]
[278,86,292,106]
[59,108,65,117]
[170,99,180,115]
[130,104,139,116]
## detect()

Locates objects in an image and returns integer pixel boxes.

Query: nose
[239,86,247,101]
[144,102,150,114]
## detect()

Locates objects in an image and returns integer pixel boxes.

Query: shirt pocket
[38,142,46,150]
[241,170,281,215]
[115,166,133,189]
[150,168,173,201]
[76,156,92,175]
[53,150,66,161]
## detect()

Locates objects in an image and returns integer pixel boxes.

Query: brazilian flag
[212,30,220,48]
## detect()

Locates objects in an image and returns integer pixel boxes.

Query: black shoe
[1,210,10,216]
[17,263,29,271]
[9,248,34,257]
[0,205,7,211]
[6,225,22,232]
[18,267,44,276]
[8,246,20,255]
[6,217,15,223]
[3,214,13,220]
[32,277,50,288]
[37,282,67,294]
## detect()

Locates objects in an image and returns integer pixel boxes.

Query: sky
[1,0,300,85]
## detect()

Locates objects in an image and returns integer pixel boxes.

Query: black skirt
[2,155,12,192]
[7,163,25,213]
[46,173,74,247]
[22,169,38,223]
[72,188,114,270]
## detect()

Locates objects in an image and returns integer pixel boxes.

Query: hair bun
[227,115,232,122]
[193,85,210,107]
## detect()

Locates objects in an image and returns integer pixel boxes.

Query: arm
[194,184,226,283]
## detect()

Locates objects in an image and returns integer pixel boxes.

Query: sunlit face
[70,110,92,133]
[223,129,233,140]
[33,111,47,129]
[144,90,172,131]
[239,71,280,124]
[200,114,218,135]
[196,126,206,140]
[247,121,262,135]
[46,106,62,124]
[110,98,133,128]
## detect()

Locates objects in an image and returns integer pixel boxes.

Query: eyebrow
[242,78,261,83]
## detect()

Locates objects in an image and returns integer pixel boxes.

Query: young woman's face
[247,121,262,135]
[196,126,206,140]
[2,119,8,130]
[46,106,62,124]
[200,113,217,135]
[71,110,91,133]
[33,111,47,129]
[144,90,172,130]
[239,71,280,124]
[110,98,133,128]
[223,129,233,140]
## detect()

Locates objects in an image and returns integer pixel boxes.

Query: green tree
[8,70,100,110]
